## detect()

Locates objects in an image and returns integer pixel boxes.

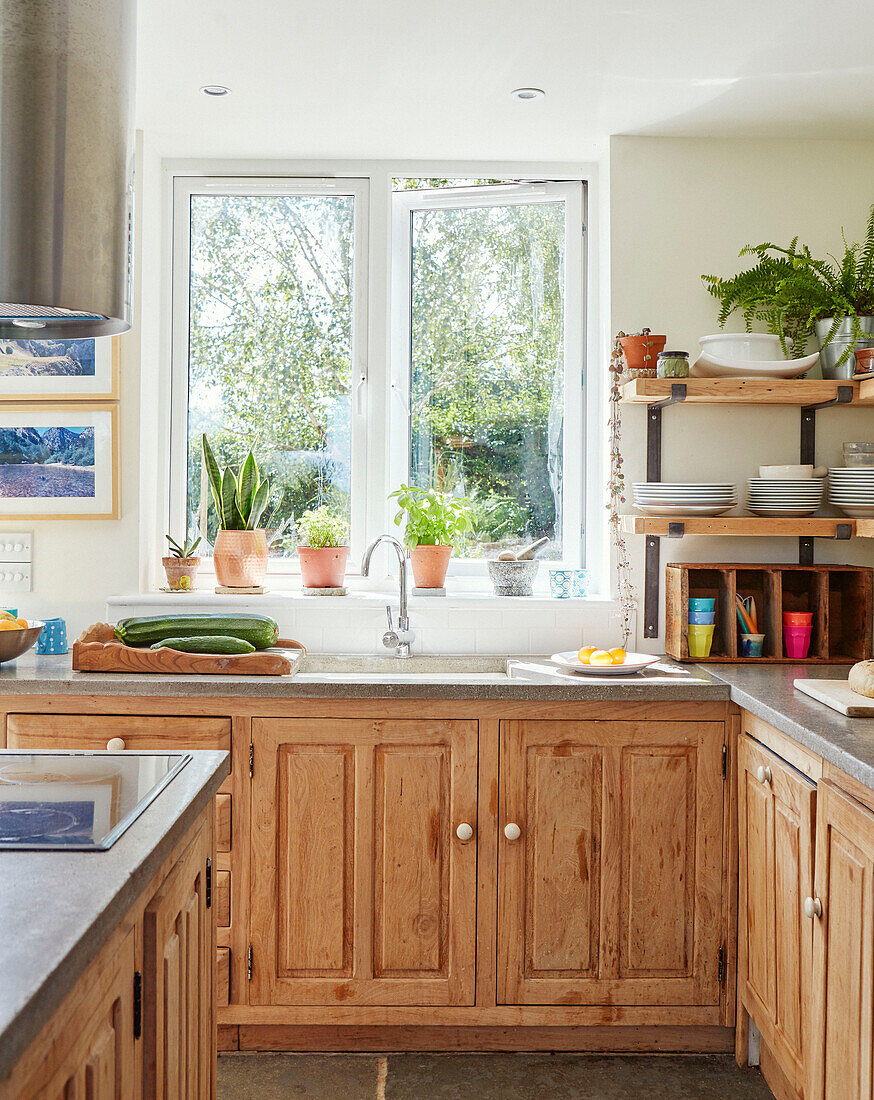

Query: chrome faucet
[361,534,415,658]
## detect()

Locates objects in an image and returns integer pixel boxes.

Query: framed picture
[0,336,119,400]
[0,404,119,519]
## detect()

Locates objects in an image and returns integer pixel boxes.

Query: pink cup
[783,624,813,659]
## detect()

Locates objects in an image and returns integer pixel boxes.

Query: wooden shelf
[621,515,855,537]
[622,377,860,406]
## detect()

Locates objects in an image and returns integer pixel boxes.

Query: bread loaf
[849,660,874,698]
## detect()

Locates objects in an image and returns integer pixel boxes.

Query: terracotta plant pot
[162,556,200,592]
[619,333,666,374]
[298,546,349,588]
[213,530,269,588]
[410,544,452,589]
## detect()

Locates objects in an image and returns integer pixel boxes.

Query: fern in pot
[702,205,874,378]
[389,485,473,589]
[295,507,350,589]
[202,435,272,589]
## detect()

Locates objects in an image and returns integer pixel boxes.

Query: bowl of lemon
[0,612,44,664]
[550,647,661,676]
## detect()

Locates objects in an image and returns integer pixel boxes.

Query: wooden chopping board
[794,678,874,717]
[72,622,306,676]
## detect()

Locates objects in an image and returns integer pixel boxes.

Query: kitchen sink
[300,654,514,681]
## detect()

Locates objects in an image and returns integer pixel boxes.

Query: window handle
[391,379,410,416]
[355,370,367,415]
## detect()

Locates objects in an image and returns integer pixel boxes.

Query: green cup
[687,623,715,658]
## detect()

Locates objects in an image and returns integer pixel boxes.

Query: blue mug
[37,617,67,655]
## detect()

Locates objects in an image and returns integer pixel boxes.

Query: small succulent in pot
[389,484,473,589]
[295,506,350,589]
[162,533,202,592]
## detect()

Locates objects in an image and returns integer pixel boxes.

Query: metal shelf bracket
[646,383,687,482]
[800,384,853,465]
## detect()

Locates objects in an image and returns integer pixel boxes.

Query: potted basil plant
[296,507,350,589]
[389,484,473,589]
[202,434,272,589]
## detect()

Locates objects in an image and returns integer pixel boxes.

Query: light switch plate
[0,533,32,563]
[0,564,31,592]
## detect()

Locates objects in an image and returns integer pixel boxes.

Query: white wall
[611,136,874,648]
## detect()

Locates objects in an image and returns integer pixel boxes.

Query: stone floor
[217,1053,773,1098]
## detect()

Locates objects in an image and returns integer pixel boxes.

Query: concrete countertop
[704,663,874,790]
[0,651,729,701]
[0,749,229,1084]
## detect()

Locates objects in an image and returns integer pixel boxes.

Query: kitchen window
[169,172,587,580]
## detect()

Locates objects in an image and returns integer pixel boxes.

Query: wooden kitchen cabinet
[497,719,724,1007]
[248,717,478,1006]
[737,734,815,1098]
[143,823,215,1099]
[809,781,874,1100]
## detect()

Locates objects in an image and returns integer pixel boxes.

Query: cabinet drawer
[6,714,232,755]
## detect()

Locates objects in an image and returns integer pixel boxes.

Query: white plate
[635,503,736,516]
[634,495,737,502]
[550,651,662,676]
[633,483,735,490]
[833,505,874,517]
[747,506,820,516]
[691,351,819,379]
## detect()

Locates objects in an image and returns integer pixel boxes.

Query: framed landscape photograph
[0,336,119,400]
[0,404,118,519]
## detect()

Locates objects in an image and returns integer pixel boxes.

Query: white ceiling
[136,0,874,159]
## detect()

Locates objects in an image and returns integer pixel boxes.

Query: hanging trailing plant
[607,332,637,645]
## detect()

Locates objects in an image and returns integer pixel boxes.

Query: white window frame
[390,181,586,572]
[160,162,601,595]
[169,175,370,573]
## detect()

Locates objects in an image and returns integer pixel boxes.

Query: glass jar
[657,350,690,378]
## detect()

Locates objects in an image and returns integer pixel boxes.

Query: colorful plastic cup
[689,598,716,611]
[740,633,765,657]
[687,623,715,658]
[783,625,812,659]
[688,610,716,625]
[782,611,813,626]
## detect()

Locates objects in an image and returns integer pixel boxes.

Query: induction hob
[0,751,191,850]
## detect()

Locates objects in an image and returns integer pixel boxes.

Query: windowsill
[108,590,617,611]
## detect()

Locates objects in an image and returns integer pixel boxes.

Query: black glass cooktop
[0,751,191,850]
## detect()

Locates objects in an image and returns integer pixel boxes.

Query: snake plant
[202,434,271,531]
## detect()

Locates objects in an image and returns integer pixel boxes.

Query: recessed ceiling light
[200,85,231,97]
[511,87,545,101]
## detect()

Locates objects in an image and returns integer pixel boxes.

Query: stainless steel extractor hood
[0,0,136,338]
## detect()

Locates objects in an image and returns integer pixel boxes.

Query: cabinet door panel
[738,734,815,1094]
[144,824,215,1100]
[250,718,477,1007]
[810,781,874,1100]
[498,720,723,1007]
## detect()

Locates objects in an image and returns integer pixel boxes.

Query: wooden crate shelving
[665,563,873,663]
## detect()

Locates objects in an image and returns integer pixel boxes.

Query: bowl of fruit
[550,646,661,676]
[0,612,44,663]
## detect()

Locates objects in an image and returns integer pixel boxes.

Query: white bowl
[757,466,826,480]
[699,333,784,362]
[692,350,819,379]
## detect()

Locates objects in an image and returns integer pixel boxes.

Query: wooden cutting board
[72,622,306,676]
[794,678,874,716]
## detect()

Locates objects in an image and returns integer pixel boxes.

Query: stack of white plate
[633,483,737,516]
[828,468,874,517]
[746,478,824,517]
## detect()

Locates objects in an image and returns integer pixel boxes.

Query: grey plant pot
[816,316,874,379]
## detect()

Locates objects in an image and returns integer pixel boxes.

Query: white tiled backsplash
[107,594,628,655]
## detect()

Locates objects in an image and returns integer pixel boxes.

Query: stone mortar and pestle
[487,537,550,596]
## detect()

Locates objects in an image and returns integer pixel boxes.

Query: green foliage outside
[187,180,566,555]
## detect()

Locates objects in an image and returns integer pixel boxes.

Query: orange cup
[782,611,813,626]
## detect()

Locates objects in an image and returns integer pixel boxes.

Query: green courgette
[116,613,278,650]
[150,635,256,655]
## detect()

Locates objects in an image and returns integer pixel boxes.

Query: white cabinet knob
[504,822,522,841]
[804,896,823,919]
[755,765,772,785]
[455,822,474,842]
[106,737,126,751]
